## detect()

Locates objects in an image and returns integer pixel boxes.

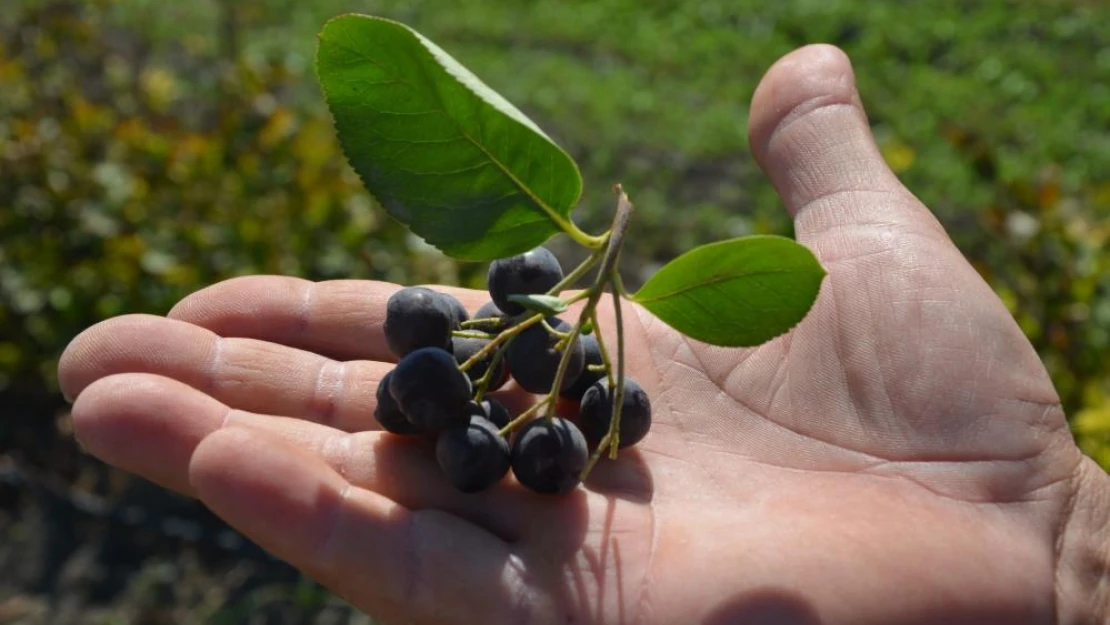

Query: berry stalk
[539,186,636,419]
[471,346,507,403]
[588,306,616,390]
[457,311,545,373]
[607,277,627,459]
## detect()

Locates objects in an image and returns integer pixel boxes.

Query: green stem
[606,276,626,459]
[541,319,570,339]
[560,217,608,250]
[579,432,612,482]
[497,400,545,438]
[594,185,634,285]
[612,270,632,299]
[472,346,506,403]
[547,245,606,296]
[461,318,503,331]
[458,312,544,372]
[542,186,636,420]
[589,309,616,389]
[539,185,634,419]
[563,290,592,306]
[452,330,496,340]
[542,299,598,417]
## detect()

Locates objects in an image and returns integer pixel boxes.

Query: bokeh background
[2,0,1109,622]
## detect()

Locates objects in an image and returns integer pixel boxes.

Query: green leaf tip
[316,14,602,261]
[631,235,826,347]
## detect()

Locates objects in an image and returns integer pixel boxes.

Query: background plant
[2,0,1108,622]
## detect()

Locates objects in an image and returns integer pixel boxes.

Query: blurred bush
[0,0,474,404]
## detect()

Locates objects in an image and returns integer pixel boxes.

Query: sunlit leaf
[632,236,825,347]
[317,14,588,260]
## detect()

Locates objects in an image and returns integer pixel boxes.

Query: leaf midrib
[322,33,574,234]
[634,267,806,303]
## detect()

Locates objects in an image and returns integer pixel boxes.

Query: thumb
[748,44,948,245]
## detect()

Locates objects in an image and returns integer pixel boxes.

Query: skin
[57,45,1110,624]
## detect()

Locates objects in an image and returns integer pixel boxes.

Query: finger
[72,372,223,495]
[167,275,491,362]
[748,44,949,243]
[59,314,389,431]
[189,427,538,625]
[70,372,575,541]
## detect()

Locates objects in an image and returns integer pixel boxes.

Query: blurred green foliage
[2,0,1108,460]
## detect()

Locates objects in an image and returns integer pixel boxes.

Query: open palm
[58,46,1102,625]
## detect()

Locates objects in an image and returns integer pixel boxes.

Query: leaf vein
[635,268,808,303]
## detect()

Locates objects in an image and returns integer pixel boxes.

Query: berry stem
[461,317,503,331]
[606,272,627,460]
[542,186,635,421]
[458,312,545,372]
[542,303,595,417]
[541,319,571,339]
[558,215,609,251]
[595,185,635,283]
[537,185,634,419]
[546,246,605,296]
[579,431,612,482]
[588,308,616,389]
[471,346,506,403]
[497,399,545,438]
[451,330,496,340]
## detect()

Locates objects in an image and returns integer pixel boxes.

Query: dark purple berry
[453,337,508,391]
[478,398,511,430]
[384,287,454,358]
[506,317,584,394]
[487,247,564,315]
[579,378,652,449]
[560,334,604,401]
[436,291,470,328]
[510,417,588,494]
[471,300,508,333]
[436,416,511,493]
[389,347,472,432]
[374,370,423,435]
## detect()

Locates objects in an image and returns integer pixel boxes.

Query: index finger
[167,276,491,362]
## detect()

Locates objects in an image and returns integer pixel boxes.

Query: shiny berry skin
[389,347,472,432]
[510,417,588,494]
[579,377,652,449]
[487,247,564,315]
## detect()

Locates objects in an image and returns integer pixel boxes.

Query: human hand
[57,45,1110,624]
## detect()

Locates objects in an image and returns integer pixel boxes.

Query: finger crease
[298,283,316,337]
[766,95,856,152]
[204,337,225,394]
[313,360,345,426]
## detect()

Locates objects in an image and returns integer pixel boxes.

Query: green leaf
[631,235,826,347]
[316,14,598,261]
[507,293,568,316]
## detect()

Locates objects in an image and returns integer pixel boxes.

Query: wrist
[1056,455,1110,624]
